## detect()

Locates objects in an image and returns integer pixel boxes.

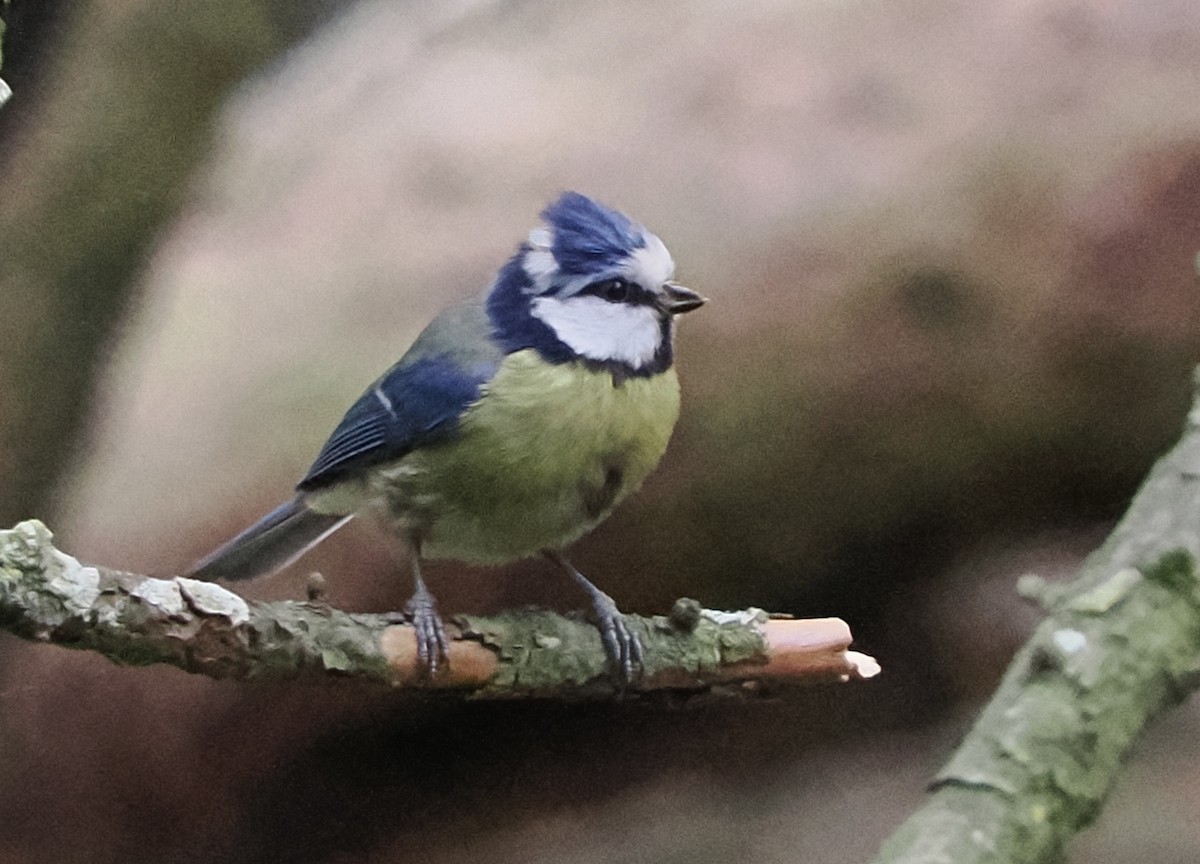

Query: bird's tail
[188,497,351,582]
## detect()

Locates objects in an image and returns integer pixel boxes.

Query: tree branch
[871,369,1200,864]
[0,521,877,698]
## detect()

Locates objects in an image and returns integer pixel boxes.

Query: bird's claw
[404,587,449,677]
[589,590,644,684]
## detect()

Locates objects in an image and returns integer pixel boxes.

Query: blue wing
[297,302,503,490]
[298,355,492,490]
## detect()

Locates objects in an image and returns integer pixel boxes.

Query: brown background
[2,1,1200,861]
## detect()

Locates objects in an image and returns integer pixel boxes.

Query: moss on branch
[872,369,1200,864]
[0,521,874,699]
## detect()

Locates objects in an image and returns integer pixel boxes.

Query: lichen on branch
[0,520,876,699]
[872,368,1200,864]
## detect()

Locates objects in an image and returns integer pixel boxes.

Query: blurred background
[3,0,1200,861]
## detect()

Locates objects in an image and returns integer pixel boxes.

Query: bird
[188,192,704,679]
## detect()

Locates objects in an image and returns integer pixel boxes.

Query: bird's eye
[596,279,631,303]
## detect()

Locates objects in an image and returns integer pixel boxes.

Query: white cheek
[530,295,663,367]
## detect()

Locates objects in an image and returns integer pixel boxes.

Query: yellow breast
[371,349,681,563]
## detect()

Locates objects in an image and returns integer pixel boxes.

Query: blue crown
[486,192,670,374]
[542,192,647,277]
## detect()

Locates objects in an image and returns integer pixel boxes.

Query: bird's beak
[661,281,706,315]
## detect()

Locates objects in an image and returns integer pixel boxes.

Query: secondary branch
[871,370,1200,864]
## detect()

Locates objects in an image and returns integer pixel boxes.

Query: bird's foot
[544,550,644,684]
[586,588,644,684]
[403,584,449,677]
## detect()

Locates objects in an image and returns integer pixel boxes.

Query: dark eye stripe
[583,278,653,305]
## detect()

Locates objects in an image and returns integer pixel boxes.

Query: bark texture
[0,520,875,699]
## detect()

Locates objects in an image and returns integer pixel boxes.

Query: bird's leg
[403,540,449,676]
[544,550,643,682]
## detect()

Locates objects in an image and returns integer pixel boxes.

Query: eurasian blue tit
[189,192,704,678]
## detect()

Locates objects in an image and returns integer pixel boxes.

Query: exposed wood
[0,520,878,699]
